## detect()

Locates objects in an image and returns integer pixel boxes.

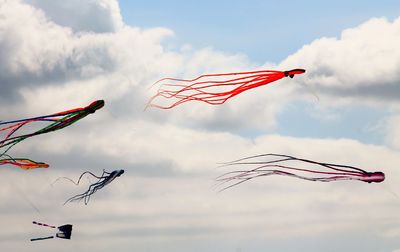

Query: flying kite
[216,153,385,191]
[0,100,104,169]
[56,169,125,205]
[30,221,72,241]
[146,69,305,109]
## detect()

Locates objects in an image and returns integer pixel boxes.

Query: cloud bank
[0,1,399,252]
[281,17,400,107]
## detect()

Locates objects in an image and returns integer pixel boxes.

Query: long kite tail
[32,221,56,229]
[31,221,55,241]
[216,169,368,192]
[0,157,49,169]
[0,100,104,168]
[14,100,103,138]
[0,100,104,127]
[0,100,104,145]
[52,170,105,187]
[146,69,305,109]
[215,164,361,192]
[30,236,54,241]
[219,153,369,174]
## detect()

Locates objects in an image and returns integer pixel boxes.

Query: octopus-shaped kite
[30,221,72,241]
[0,100,104,169]
[54,169,125,205]
[146,69,305,109]
[216,153,385,191]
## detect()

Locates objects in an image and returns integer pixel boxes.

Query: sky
[0,0,400,251]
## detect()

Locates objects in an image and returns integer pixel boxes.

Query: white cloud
[0,0,174,104]
[280,17,400,107]
[385,114,400,150]
[1,1,400,251]
[25,0,124,33]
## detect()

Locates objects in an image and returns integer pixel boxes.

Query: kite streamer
[0,100,104,169]
[216,153,385,191]
[146,69,305,109]
[0,156,49,170]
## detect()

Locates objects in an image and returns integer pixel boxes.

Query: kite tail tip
[36,163,50,169]
[19,160,49,170]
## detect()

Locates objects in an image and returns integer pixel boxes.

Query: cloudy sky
[0,0,400,251]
